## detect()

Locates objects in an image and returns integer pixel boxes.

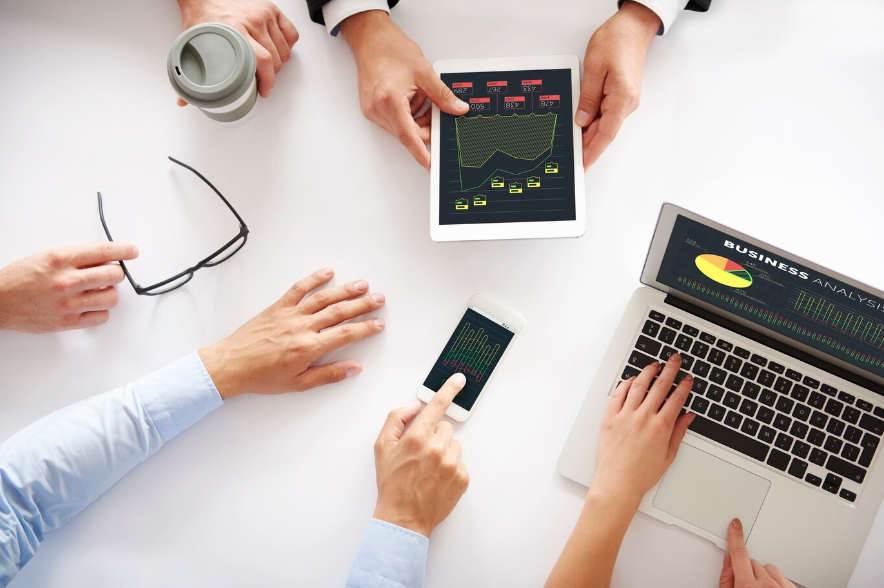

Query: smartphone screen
[423,306,517,410]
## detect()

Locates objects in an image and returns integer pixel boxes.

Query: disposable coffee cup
[167,23,257,124]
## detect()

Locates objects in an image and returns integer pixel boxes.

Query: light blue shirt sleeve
[0,352,222,587]
[345,519,429,588]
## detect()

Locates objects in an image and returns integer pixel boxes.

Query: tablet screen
[438,69,576,226]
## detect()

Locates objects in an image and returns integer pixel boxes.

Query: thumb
[293,361,361,391]
[177,97,188,107]
[666,412,695,463]
[575,58,606,127]
[718,554,735,588]
[418,69,468,115]
[378,400,423,444]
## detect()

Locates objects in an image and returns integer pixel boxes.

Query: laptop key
[758,370,776,387]
[739,398,758,417]
[660,346,677,361]
[724,392,741,410]
[635,335,662,356]
[859,413,884,436]
[716,340,733,352]
[692,378,708,394]
[741,418,760,437]
[743,382,761,400]
[675,334,692,352]
[758,426,776,444]
[825,398,844,418]
[823,473,842,493]
[810,410,828,429]
[740,363,760,381]
[856,399,873,412]
[808,392,826,409]
[775,396,794,414]
[809,448,827,466]
[808,428,826,447]
[692,361,711,378]
[691,396,710,415]
[683,325,700,337]
[775,433,793,451]
[826,418,845,436]
[826,456,866,484]
[708,404,726,422]
[768,361,785,374]
[750,354,768,367]
[688,414,769,462]
[843,407,860,425]
[734,347,751,360]
[821,384,838,397]
[824,436,843,454]
[773,414,792,432]
[803,376,820,389]
[787,458,808,479]
[759,389,777,407]
[708,349,726,367]
[710,368,727,385]
[649,310,665,322]
[642,320,660,338]
[845,426,863,444]
[774,377,793,394]
[859,434,879,467]
[628,350,658,370]
[724,356,743,373]
[790,385,809,402]
[874,406,884,418]
[792,440,810,459]
[786,369,803,381]
[839,489,857,502]
[767,448,790,471]
[659,327,676,344]
[622,366,641,380]
[665,317,682,329]
[725,411,743,429]
[842,443,860,462]
[700,332,716,344]
[805,473,822,487]
[790,422,808,440]
[726,375,744,393]
[690,341,709,359]
[707,385,724,403]
[792,404,811,422]
[838,391,856,405]
[757,407,775,425]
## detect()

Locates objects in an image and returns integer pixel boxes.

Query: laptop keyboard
[620,308,884,505]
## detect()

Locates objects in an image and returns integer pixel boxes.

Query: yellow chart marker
[544,162,558,174]
[491,176,504,188]
[527,176,540,187]
[473,194,487,206]
[509,182,523,194]
[455,198,469,210]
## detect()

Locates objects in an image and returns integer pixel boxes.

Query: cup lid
[167,23,256,107]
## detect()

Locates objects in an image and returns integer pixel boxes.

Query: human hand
[372,374,470,537]
[575,1,661,170]
[720,518,796,588]
[176,0,299,102]
[340,11,469,170]
[0,243,139,333]
[198,268,386,400]
[593,354,695,504]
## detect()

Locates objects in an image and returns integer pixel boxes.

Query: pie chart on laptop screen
[695,254,753,288]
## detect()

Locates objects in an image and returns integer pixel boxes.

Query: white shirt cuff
[322,0,391,37]
[619,0,683,36]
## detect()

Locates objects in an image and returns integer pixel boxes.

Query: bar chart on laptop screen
[656,215,884,378]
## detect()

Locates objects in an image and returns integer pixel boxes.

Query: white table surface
[2,0,883,586]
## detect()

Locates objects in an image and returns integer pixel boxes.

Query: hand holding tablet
[430,56,586,241]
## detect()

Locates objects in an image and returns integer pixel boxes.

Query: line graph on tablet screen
[439,68,576,225]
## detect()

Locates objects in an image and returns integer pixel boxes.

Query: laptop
[558,204,884,588]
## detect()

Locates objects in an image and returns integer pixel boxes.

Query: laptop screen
[656,214,884,381]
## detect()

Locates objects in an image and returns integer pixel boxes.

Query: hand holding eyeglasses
[0,242,139,333]
[198,268,386,399]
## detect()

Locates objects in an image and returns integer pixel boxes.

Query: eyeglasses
[97,156,249,296]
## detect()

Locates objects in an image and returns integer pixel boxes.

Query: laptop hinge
[664,294,884,397]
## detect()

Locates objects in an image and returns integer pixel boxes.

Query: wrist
[198,340,239,400]
[586,482,642,518]
[340,10,392,52]
[373,503,432,538]
[618,1,662,42]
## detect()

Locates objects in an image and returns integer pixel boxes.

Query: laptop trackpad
[652,444,770,540]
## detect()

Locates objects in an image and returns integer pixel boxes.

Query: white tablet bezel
[430,55,585,242]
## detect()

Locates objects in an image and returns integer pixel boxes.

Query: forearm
[339,9,391,56]
[545,488,641,588]
[0,352,221,584]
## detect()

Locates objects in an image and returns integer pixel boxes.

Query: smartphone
[416,294,523,421]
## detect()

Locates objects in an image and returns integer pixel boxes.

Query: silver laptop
[558,204,884,588]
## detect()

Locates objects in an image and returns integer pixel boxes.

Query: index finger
[387,104,431,170]
[70,242,139,267]
[727,518,755,581]
[583,99,629,169]
[418,373,466,428]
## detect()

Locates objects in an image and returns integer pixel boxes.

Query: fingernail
[452,373,466,385]
[373,318,385,329]
[732,518,742,530]
[345,366,362,378]
[322,267,334,276]
[371,292,385,304]
[575,109,590,126]
[354,280,368,292]
[407,399,422,412]
[132,245,140,257]
[686,374,694,381]
[673,353,682,362]
[456,98,468,110]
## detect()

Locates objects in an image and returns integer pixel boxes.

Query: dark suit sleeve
[306,0,400,26]
[685,0,711,12]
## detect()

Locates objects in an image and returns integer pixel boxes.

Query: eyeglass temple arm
[168,156,247,227]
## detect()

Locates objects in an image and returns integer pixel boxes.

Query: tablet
[430,55,585,242]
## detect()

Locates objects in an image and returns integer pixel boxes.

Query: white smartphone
[416,294,523,421]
